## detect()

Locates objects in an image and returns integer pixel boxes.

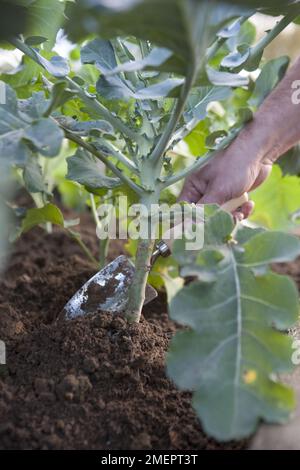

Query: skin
[180,56,300,220]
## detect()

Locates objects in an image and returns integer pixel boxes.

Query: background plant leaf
[66,148,121,190]
[0,83,64,165]
[167,209,300,441]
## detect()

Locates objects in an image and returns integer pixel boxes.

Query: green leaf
[185,86,232,121]
[206,130,228,149]
[250,165,300,230]
[0,55,41,93]
[97,75,184,101]
[11,38,70,78]
[68,0,252,77]
[19,92,50,119]
[249,57,290,108]
[81,39,184,101]
[221,44,250,69]
[23,118,64,157]
[81,39,117,73]
[24,0,66,50]
[278,144,300,176]
[32,50,70,78]
[66,148,121,190]
[240,231,300,267]
[25,36,48,46]
[23,156,48,193]
[167,207,300,441]
[19,203,64,235]
[205,66,249,87]
[0,83,64,165]
[106,47,173,75]
[45,80,77,112]
[0,1,28,41]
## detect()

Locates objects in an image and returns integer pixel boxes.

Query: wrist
[235,114,280,165]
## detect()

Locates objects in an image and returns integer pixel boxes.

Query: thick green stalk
[246,13,298,70]
[126,236,156,323]
[149,66,195,165]
[125,189,159,323]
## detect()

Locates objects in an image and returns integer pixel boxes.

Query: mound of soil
[0,215,248,450]
[0,214,248,450]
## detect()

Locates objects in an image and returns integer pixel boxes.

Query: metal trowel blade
[63,255,158,320]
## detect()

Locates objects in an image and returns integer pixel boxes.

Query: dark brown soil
[0,212,249,450]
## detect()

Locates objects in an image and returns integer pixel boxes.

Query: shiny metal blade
[63,255,157,320]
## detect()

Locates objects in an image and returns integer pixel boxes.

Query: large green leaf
[23,155,48,193]
[0,1,28,41]
[66,148,121,190]
[67,0,251,76]
[18,203,64,236]
[167,208,300,441]
[21,0,66,50]
[0,83,64,165]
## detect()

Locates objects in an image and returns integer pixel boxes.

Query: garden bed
[0,212,249,450]
[1,204,299,450]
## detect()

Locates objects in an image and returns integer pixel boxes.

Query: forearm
[238,56,300,164]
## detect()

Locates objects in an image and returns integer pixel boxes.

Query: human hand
[179,128,273,220]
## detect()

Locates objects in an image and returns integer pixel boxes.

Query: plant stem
[67,229,98,267]
[206,16,250,61]
[63,130,144,195]
[246,13,298,69]
[149,66,195,164]
[126,237,156,323]
[163,126,243,188]
[96,138,139,174]
[162,151,215,188]
[65,77,141,142]
[125,192,158,323]
[99,238,109,269]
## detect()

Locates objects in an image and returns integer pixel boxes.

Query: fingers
[232,200,255,221]
[200,193,255,221]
